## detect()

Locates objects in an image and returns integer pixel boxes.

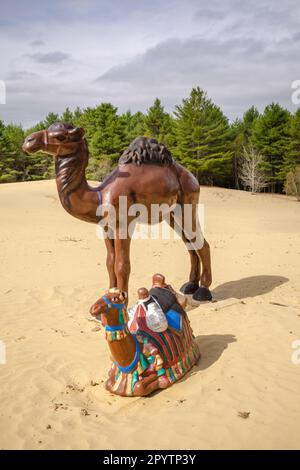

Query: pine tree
[282,108,300,176]
[60,107,74,124]
[144,98,175,148]
[230,107,260,188]
[0,95,297,192]
[174,87,232,185]
[230,118,244,189]
[243,106,260,143]
[0,122,30,182]
[73,106,82,125]
[24,120,53,180]
[251,103,290,190]
[121,111,146,144]
[88,103,126,161]
[0,120,15,182]
[43,112,59,128]
[74,103,126,179]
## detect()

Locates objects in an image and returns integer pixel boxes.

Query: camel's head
[89,288,127,317]
[22,122,85,157]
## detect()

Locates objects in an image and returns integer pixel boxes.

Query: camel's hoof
[192,286,212,302]
[180,282,199,295]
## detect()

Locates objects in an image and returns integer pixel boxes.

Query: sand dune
[0,180,299,449]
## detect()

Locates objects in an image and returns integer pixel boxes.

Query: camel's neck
[104,307,137,370]
[55,141,100,222]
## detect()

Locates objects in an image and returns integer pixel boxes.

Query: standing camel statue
[22,122,212,301]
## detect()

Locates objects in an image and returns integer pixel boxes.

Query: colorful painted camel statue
[90,274,200,397]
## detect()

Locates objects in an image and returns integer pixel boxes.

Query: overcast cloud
[0,0,299,127]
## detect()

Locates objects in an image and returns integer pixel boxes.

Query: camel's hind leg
[167,212,200,294]
[173,164,212,297]
[170,200,212,300]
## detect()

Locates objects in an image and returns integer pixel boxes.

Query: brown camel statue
[22,122,212,301]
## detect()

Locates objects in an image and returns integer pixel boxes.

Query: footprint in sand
[237,411,250,419]
[15,336,26,341]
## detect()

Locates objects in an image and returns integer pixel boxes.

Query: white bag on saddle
[144,298,168,333]
[128,296,168,333]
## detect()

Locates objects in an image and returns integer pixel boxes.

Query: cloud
[30,39,45,47]
[27,51,71,64]
[8,70,39,80]
[1,0,300,126]
[194,8,225,22]
[95,35,293,119]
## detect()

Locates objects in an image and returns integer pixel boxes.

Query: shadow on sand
[211,275,288,301]
[173,334,237,389]
[194,334,237,371]
[138,334,236,399]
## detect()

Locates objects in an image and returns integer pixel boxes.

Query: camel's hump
[119,136,173,167]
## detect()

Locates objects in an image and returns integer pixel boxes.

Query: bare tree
[284,166,300,201]
[238,146,268,193]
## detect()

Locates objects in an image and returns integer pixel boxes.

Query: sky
[0,0,299,127]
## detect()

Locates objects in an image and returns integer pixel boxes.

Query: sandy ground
[0,179,299,450]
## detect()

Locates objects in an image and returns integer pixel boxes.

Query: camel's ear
[107,287,121,302]
[119,291,127,302]
[68,127,85,140]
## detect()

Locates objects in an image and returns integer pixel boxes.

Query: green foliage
[23,119,54,180]
[121,110,146,143]
[60,107,74,124]
[0,122,52,182]
[73,106,83,125]
[43,112,60,128]
[282,108,300,177]
[174,87,232,185]
[251,103,291,189]
[1,91,300,194]
[242,106,260,143]
[89,104,126,162]
[73,103,127,178]
[144,98,176,148]
[86,158,113,181]
[0,122,27,182]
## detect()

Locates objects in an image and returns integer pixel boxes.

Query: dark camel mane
[119,137,173,166]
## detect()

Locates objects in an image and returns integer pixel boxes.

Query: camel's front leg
[104,235,117,288]
[114,230,131,301]
[198,238,212,288]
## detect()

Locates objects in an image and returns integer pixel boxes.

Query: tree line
[0,87,299,196]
